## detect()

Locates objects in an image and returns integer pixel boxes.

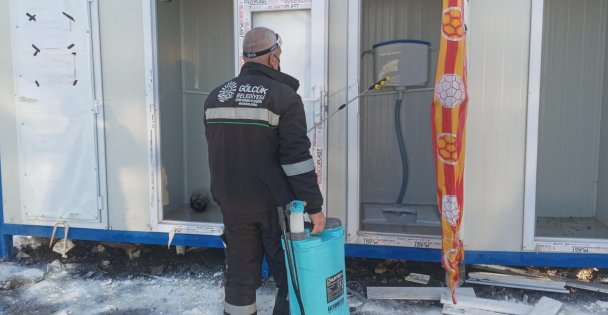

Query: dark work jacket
[204,62,323,215]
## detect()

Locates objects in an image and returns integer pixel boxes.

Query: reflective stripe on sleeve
[282,159,315,176]
[224,302,257,315]
[206,107,280,126]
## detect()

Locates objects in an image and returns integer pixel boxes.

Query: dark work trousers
[223,210,289,315]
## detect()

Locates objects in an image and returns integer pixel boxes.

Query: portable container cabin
[1,0,608,267]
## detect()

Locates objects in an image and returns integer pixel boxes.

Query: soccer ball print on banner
[432,0,468,304]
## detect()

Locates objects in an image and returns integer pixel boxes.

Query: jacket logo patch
[235,84,268,107]
[218,81,237,102]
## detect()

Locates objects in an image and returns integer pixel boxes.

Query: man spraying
[204,27,325,315]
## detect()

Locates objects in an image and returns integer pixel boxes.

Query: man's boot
[272,287,289,315]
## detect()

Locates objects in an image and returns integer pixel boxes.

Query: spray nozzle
[370,76,391,90]
[307,76,391,134]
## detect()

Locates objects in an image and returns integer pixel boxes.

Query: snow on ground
[0,261,443,315]
[0,263,445,315]
[0,262,44,286]
[0,262,265,315]
[355,300,441,315]
[3,259,606,315]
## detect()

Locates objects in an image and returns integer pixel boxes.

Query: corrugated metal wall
[157,0,184,211]
[359,0,441,205]
[598,12,608,226]
[536,0,608,218]
[181,0,234,201]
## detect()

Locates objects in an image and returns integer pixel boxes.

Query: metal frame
[179,0,189,204]
[523,0,608,254]
[345,0,361,246]
[0,165,13,258]
[143,0,329,236]
[143,0,162,233]
[90,0,109,230]
[7,0,108,229]
[522,0,544,253]
[143,0,224,236]
[143,0,330,236]
[345,0,443,249]
[311,0,329,209]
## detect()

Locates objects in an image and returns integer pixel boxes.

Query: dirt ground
[1,237,607,314]
[346,257,608,313]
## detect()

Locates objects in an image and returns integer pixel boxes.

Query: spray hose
[307,77,391,134]
[394,91,409,205]
[277,205,306,315]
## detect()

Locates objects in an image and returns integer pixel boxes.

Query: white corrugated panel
[598,8,608,226]
[157,0,185,211]
[325,0,349,221]
[359,0,441,205]
[181,0,234,201]
[100,0,150,230]
[2,0,149,229]
[536,0,608,218]
[464,0,532,251]
[0,0,21,224]
[11,0,103,224]
[181,0,234,93]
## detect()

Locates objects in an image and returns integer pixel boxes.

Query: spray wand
[307,76,392,134]
[277,201,307,315]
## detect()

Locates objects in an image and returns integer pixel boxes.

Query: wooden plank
[468,272,567,290]
[565,279,608,294]
[442,304,504,315]
[468,272,566,287]
[472,265,608,294]
[465,280,570,294]
[556,311,595,315]
[404,272,431,284]
[440,293,533,315]
[472,265,547,279]
[366,286,476,300]
[528,297,562,315]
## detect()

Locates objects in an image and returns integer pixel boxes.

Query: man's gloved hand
[308,211,326,235]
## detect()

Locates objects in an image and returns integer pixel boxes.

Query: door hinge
[97,195,104,210]
[93,100,101,114]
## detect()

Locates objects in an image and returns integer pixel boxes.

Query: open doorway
[151,0,326,228]
[154,0,235,225]
[534,0,608,240]
[358,0,442,236]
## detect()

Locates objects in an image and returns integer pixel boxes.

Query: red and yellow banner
[432,0,468,304]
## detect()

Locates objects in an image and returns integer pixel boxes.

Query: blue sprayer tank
[282,201,348,315]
